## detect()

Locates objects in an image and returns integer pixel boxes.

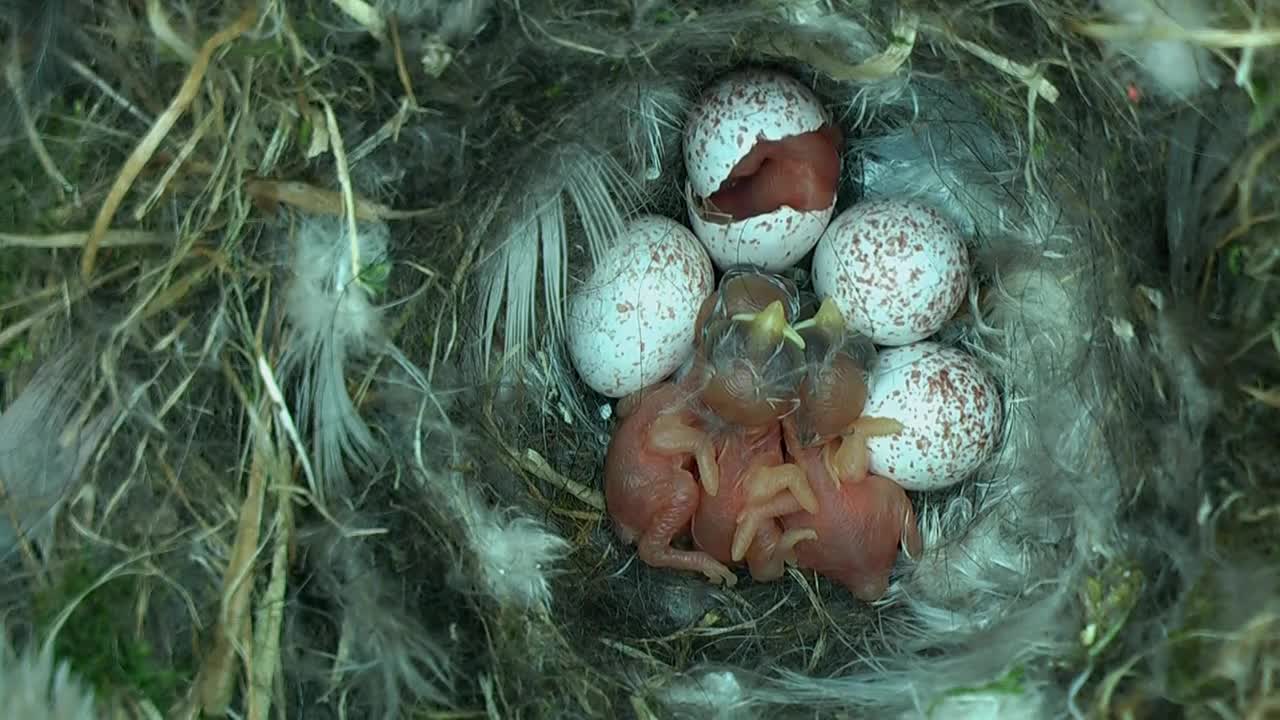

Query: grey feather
[0,349,114,562]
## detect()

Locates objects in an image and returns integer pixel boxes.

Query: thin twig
[82,4,258,281]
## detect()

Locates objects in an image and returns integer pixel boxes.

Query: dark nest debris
[0,0,1279,718]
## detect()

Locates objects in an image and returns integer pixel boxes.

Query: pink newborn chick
[603,380,735,586]
[731,299,923,601]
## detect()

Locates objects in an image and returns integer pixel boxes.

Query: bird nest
[0,0,1278,718]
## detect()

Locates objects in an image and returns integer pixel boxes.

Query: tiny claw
[649,414,720,496]
[778,527,817,557]
[731,512,761,563]
[708,563,738,587]
[731,299,806,353]
[785,469,819,515]
[744,464,817,515]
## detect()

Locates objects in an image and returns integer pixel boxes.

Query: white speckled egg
[812,199,969,346]
[566,215,714,398]
[683,69,839,272]
[863,342,1001,491]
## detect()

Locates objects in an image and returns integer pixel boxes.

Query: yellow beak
[731,299,806,354]
[791,297,846,336]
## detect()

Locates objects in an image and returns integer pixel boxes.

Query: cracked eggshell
[566,215,714,399]
[684,181,834,272]
[812,199,969,346]
[863,342,1001,492]
[683,69,835,272]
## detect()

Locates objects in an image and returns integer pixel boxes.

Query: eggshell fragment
[685,182,834,272]
[863,342,1001,491]
[812,199,969,346]
[566,215,714,398]
[683,69,840,272]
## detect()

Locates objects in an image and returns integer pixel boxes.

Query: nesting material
[0,1,1277,719]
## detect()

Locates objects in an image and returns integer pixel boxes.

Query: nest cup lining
[0,1,1274,718]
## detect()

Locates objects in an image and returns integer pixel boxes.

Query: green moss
[1078,557,1144,663]
[33,559,190,711]
[928,664,1027,717]
[1164,568,1236,704]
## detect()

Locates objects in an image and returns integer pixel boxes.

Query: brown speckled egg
[566,215,714,398]
[863,342,1001,491]
[812,199,969,346]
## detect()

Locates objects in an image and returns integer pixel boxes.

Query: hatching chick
[730,299,922,601]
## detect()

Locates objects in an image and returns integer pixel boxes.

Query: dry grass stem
[246,178,433,220]
[948,35,1060,104]
[193,400,271,714]
[248,449,292,720]
[0,230,173,249]
[389,15,419,107]
[762,10,919,82]
[319,98,363,279]
[81,4,258,281]
[146,0,199,62]
[521,448,605,511]
[1071,20,1280,49]
[134,108,219,222]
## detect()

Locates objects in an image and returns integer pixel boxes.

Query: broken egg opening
[683,68,842,272]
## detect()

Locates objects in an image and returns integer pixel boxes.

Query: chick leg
[637,468,737,587]
[827,416,903,488]
[743,462,818,514]
[649,414,720,497]
[731,492,811,563]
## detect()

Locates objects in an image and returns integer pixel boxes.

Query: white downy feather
[854,80,1013,239]
[1097,0,1221,99]
[280,214,392,507]
[471,512,571,611]
[0,630,97,720]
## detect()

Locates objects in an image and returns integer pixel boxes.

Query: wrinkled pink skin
[739,417,924,602]
[691,423,796,582]
[603,380,737,587]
